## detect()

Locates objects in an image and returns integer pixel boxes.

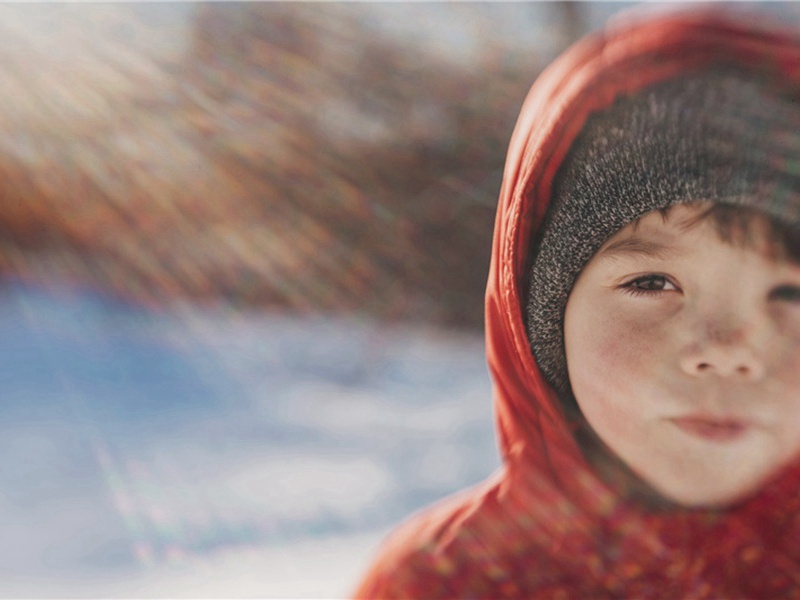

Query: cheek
[768,308,800,389]
[566,304,660,399]
[782,316,800,368]
[566,310,664,447]
[777,330,800,404]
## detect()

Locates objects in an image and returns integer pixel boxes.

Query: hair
[644,202,800,264]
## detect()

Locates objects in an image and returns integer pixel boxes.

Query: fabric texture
[527,70,800,395]
[353,9,800,599]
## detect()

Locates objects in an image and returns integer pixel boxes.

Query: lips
[670,415,750,442]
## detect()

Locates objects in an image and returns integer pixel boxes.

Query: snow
[0,281,498,597]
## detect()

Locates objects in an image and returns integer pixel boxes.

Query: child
[354,8,800,598]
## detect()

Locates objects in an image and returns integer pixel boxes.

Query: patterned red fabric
[354,9,800,598]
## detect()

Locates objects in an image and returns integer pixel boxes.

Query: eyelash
[619,274,678,297]
[619,277,800,303]
[771,285,800,303]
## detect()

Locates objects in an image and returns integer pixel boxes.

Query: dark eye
[622,274,678,294]
[770,285,800,302]
[632,275,667,291]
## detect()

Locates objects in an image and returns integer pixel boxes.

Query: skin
[563,203,800,507]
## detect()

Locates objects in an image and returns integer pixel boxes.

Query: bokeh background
[1,2,796,597]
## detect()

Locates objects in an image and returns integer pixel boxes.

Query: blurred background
[0,2,795,597]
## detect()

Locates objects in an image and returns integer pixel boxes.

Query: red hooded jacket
[355,9,800,598]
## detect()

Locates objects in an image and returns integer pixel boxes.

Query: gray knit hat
[526,67,800,396]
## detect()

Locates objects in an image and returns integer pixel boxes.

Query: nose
[679,321,766,381]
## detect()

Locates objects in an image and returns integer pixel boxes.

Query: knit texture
[527,67,800,396]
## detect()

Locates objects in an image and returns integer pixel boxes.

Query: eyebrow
[597,236,676,261]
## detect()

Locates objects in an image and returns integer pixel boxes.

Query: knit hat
[526,67,800,397]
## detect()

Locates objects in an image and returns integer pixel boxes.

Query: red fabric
[354,9,800,598]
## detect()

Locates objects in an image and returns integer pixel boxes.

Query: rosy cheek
[778,343,800,390]
[581,317,655,390]
[568,310,663,440]
[766,310,800,387]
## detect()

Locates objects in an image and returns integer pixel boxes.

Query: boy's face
[564,203,800,507]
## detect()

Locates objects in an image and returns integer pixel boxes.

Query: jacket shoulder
[352,478,511,599]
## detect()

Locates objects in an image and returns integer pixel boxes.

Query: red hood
[488,5,800,488]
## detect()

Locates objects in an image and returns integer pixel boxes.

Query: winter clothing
[354,9,800,598]
[528,69,800,395]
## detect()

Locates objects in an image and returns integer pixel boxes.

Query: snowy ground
[0,281,498,598]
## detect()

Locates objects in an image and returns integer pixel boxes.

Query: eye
[620,274,679,296]
[770,285,800,303]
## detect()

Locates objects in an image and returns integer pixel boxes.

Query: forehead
[597,203,796,264]
[597,205,707,261]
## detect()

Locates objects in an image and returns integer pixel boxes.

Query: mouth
[670,415,750,442]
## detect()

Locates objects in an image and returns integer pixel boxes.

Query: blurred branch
[0,3,548,329]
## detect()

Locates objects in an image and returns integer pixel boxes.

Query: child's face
[564,203,800,506]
